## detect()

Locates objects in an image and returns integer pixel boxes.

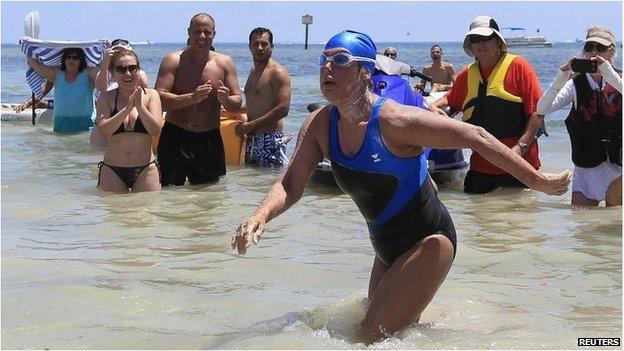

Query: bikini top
[111,88,149,135]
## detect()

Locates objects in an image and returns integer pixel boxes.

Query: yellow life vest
[461,54,527,139]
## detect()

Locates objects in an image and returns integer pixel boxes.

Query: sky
[1,1,622,44]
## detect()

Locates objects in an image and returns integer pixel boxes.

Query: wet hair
[249,27,273,45]
[60,48,87,72]
[108,48,140,74]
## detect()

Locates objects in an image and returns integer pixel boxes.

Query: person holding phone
[537,25,621,207]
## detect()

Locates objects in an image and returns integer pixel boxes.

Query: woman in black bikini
[96,48,163,193]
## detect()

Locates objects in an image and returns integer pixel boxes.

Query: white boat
[1,103,53,122]
[502,27,553,47]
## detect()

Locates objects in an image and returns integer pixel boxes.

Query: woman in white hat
[537,25,621,207]
[428,15,545,194]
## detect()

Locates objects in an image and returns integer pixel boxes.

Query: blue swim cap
[324,30,377,72]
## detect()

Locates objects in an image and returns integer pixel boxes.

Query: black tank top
[111,88,149,135]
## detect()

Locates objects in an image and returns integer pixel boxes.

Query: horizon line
[3,40,609,45]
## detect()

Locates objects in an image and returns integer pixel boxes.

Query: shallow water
[2,42,622,349]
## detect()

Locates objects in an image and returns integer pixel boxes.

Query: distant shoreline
[3,41,611,46]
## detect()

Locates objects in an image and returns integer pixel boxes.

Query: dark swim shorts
[157,121,226,186]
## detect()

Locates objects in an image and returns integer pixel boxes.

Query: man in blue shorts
[235,27,292,167]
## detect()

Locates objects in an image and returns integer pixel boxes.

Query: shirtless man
[155,13,242,185]
[235,27,291,167]
[415,45,456,92]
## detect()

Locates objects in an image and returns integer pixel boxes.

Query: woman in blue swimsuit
[96,48,163,193]
[232,30,571,343]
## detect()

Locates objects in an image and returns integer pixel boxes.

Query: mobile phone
[571,58,598,73]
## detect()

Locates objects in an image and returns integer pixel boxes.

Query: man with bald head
[155,13,242,186]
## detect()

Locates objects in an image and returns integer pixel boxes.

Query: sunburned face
[188,16,215,50]
[249,32,273,62]
[113,55,139,88]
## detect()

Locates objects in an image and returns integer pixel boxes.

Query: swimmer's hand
[216,80,230,106]
[232,217,265,255]
[532,170,572,196]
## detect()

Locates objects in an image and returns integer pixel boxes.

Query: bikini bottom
[98,160,158,189]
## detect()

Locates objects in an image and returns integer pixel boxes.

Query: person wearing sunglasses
[27,47,100,133]
[232,30,571,344]
[95,48,163,193]
[383,47,397,59]
[95,39,149,93]
[155,13,242,186]
[236,27,292,167]
[428,15,544,194]
[92,39,150,148]
[537,25,621,207]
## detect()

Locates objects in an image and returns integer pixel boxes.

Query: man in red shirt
[429,15,544,194]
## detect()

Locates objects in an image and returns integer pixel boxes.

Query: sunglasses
[114,64,139,74]
[468,34,496,44]
[584,42,611,53]
[65,54,81,61]
[319,52,376,67]
[111,39,130,46]
[384,52,397,58]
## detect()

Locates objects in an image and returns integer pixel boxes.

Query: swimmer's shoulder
[303,104,332,132]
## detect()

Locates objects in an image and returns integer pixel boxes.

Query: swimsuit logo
[371,153,381,163]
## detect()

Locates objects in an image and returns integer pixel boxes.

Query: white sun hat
[463,15,508,57]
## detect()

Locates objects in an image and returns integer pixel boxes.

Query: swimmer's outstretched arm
[232,109,325,255]
[385,102,571,195]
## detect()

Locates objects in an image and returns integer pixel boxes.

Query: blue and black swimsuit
[329,97,457,266]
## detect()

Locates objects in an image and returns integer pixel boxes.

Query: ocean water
[1,42,622,349]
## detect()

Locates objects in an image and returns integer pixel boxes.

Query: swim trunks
[245,132,289,167]
[329,97,456,266]
[572,161,621,201]
[157,122,226,186]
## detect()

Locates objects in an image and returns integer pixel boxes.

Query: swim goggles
[318,52,376,67]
